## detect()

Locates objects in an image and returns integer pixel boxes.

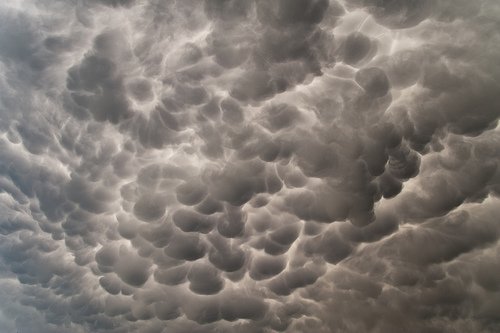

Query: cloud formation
[1,0,500,332]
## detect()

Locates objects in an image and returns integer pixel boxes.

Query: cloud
[1,0,500,332]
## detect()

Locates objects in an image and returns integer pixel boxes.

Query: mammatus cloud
[1,0,500,332]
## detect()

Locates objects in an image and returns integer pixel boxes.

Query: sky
[0,0,500,332]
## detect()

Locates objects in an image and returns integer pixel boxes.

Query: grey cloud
[268,263,325,296]
[219,293,268,321]
[133,194,167,222]
[340,32,376,65]
[66,53,132,124]
[173,83,208,106]
[195,195,224,215]
[379,209,499,266]
[249,254,287,280]
[269,223,300,246]
[163,232,207,261]
[355,67,390,97]
[175,180,207,206]
[187,262,224,295]
[305,227,353,264]
[126,78,154,102]
[220,97,244,125]
[1,0,500,332]
[207,233,246,272]
[331,268,382,299]
[91,0,136,7]
[229,70,287,102]
[204,0,253,22]
[383,49,422,89]
[114,253,151,287]
[99,275,122,295]
[256,0,329,27]
[172,208,216,233]
[260,103,302,132]
[154,264,188,286]
[348,0,433,29]
[182,296,220,324]
[154,300,180,321]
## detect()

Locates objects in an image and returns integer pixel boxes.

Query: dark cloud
[249,254,287,280]
[207,233,246,272]
[133,194,167,222]
[187,262,224,295]
[172,208,216,233]
[341,32,376,65]
[355,67,390,97]
[1,0,500,332]
[164,232,207,261]
[268,264,325,296]
[348,0,433,29]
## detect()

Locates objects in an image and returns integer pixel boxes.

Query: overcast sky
[1,0,500,332]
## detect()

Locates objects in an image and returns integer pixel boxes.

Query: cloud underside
[1,0,500,332]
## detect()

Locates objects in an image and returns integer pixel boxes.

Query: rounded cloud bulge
[1,0,500,332]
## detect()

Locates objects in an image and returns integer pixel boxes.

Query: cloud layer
[1,0,500,332]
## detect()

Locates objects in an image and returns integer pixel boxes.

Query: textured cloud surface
[1,0,500,332]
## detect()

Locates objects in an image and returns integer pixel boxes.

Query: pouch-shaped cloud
[1,0,500,332]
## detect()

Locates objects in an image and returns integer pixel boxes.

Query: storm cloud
[1,0,500,332]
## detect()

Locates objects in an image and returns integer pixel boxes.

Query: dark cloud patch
[172,208,216,233]
[187,262,224,295]
[174,83,208,106]
[216,204,247,238]
[268,264,325,296]
[204,0,253,21]
[99,275,122,295]
[376,172,403,198]
[341,32,375,65]
[355,67,390,98]
[269,223,300,246]
[92,0,136,7]
[183,296,221,324]
[126,78,154,102]
[230,70,287,102]
[474,254,500,292]
[208,234,246,272]
[380,209,499,266]
[154,264,189,286]
[95,244,119,268]
[207,161,267,206]
[164,232,207,261]
[0,9,60,78]
[133,194,167,222]
[66,176,116,214]
[175,180,207,206]
[332,268,382,299]
[195,195,224,215]
[220,97,244,125]
[154,300,181,321]
[66,52,133,123]
[207,28,252,69]
[340,209,399,243]
[256,0,329,27]
[349,0,433,29]
[114,252,151,287]
[310,228,353,264]
[261,103,302,132]
[386,144,420,180]
[220,293,268,321]
[250,255,286,280]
